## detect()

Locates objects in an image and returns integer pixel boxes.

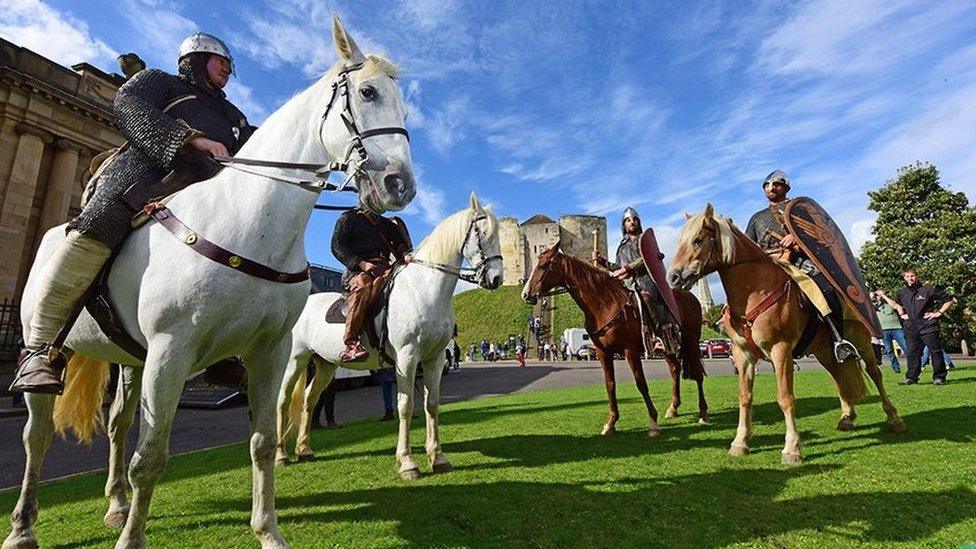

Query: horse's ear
[553,241,561,253]
[333,13,366,64]
[704,202,714,219]
[469,192,482,212]
[684,211,692,220]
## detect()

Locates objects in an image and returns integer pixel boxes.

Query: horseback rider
[11,33,257,394]
[744,170,859,362]
[331,206,412,362]
[592,207,681,355]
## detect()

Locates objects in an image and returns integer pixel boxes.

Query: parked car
[702,338,732,358]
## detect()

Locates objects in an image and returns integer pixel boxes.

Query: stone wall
[498,217,523,286]
[521,219,560,280]
[498,213,608,286]
[558,215,607,265]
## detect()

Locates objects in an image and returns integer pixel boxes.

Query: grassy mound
[4,363,975,546]
[454,286,722,352]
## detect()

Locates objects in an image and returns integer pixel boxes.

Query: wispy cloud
[0,0,117,68]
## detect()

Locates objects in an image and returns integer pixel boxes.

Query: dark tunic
[331,208,412,286]
[896,283,948,335]
[68,64,256,248]
[612,235,654,293]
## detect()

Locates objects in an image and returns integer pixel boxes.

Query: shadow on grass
[195,466,976,547]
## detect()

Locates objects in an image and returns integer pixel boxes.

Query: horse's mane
[678,211,739,263]
[414,207,498,265]
[557,252,629,301]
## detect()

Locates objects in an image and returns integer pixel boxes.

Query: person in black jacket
[890,268,954,385]
[11,33,256,394]
[331,208,412,362]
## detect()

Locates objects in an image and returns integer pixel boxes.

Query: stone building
[498,213,607,286]
[0,38,125,302]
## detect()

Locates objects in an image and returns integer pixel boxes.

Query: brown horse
[667,204,905,465]
[522,243,708,437]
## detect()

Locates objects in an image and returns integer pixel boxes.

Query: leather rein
[151,62,410,285]
[411,214,502,285]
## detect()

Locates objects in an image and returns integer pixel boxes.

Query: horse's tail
[829,357,869,403]
[53,354,110,445]
[285,366,308,436]
[677,290,705,381]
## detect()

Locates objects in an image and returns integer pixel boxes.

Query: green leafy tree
[859,162,976,351]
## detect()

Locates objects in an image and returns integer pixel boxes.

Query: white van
[563,328,592,359]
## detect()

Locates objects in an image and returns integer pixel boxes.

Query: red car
[701,339,731,358]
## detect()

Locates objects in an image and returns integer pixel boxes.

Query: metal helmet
[621,207,642,235]
[763,169,791,189]
[179,32,234,70]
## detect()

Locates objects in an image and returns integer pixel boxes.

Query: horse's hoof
[729,444,749,457]
[2,530,38,549]
[600,424,616,436]
[432,461,454,474]
[256,530,290,549]
[103,506,129,529]
[399,467,422,481]
[836,417,856,431]
[781,452,803,466]
[698,416,710,425]
[648,427,662,438]
[274,457,289,468]
[887,417,908,433]
[296,452,315,463]
[664,407,678,419]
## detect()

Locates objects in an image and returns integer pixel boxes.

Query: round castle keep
[499,214,608,286]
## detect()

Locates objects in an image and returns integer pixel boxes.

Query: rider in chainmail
[331,206,412,362]
[744,170,858,362]
[11,33,256,394]
[593,208,681,356]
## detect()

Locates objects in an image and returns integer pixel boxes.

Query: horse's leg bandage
[27,231,111,347]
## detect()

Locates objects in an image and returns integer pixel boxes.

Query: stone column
[35,138,81,239]
[0,124,52,299]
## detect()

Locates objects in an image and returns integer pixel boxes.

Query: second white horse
[276,194,502,480]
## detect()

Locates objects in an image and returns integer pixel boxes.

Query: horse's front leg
[595,347,619,435]
[771,344,802,465]
[421,356,452,473]
[3,393,55,549]
[104,365,143,529]
[394,346,421,480]
[295,357,337,462]
[664,355,681,419]
[116,340,196,549]
[243,338,292,549]
[729,344,756,457]
[624,347,660,436]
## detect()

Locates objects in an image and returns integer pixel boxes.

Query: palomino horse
[522,244,708,437]
[667,204,905,465]
[5,16,414,549]
[276,195,503,480]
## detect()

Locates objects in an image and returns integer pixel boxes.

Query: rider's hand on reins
[189,136,229,158]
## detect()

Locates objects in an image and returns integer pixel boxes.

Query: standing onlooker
[375,368,396,421]
[872,290,907,373]
[888,268,954,386]
[516,342,526,367]
[921,345,955,369]
[480,339,490,362]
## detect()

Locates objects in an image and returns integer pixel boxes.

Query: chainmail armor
[68,63,256,248]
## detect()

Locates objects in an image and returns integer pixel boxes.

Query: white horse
[4,16,413,549]
[276,194,501,480]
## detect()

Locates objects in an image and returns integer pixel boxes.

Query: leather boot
[340,341,368,363]
[9,345,67,394]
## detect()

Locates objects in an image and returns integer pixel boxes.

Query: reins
[411,213,502,285]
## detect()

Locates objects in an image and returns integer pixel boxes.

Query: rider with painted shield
[331,207,413,362]
[11,33,256,394]
[744,170,858,362]
[592,208,681,355]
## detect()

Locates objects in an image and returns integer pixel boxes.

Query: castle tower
[498,217,523,286]
[558,215,607,265]
[697,276,714,311]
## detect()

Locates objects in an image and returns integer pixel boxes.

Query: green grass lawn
[3,364,975,547]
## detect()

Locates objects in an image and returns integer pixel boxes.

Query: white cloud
[849,218,876,255]
[424,96,470,154]
[0,0,117,68]
[413,185,446,226]
[224,81,269,124]
[118,0,196,70]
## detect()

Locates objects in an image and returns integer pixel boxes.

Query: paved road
[0,357,815,490]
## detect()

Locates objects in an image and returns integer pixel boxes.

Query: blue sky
[3,0,975,298]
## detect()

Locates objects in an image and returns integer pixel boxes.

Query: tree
[859,163,976,351]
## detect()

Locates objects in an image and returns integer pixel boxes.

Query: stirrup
[9,345,67,395]
[833,339,859,363]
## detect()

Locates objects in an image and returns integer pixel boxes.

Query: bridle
[211,61,409,203]
[412,213,502,285]
[528,253,570,299]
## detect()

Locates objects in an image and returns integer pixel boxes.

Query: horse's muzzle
[381,170,416,210]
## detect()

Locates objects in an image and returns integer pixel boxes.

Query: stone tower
[498,213,609,286]
[498,217,523,286]
[558,215,607,265]
[697,276,714,311]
